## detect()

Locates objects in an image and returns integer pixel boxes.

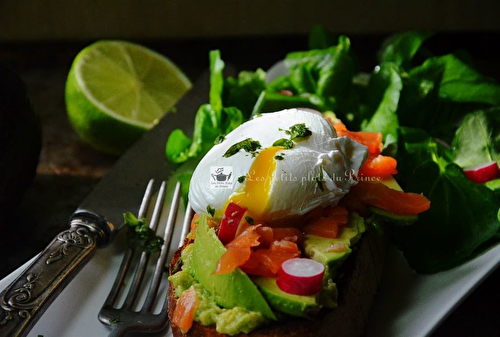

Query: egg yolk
[231,146,282,218]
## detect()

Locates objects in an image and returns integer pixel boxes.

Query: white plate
[1,62,498,337]
[3,235,500,337]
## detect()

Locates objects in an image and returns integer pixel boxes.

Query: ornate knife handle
[0,211,112,337]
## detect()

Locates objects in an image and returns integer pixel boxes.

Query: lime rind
[73,40,191,128]
[66,40,191,155]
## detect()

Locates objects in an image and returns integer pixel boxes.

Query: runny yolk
[231,146,282,218]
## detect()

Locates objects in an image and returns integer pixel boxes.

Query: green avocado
[369,206,418,225]
[169,244,268,335]
[190,215,276,320]
[253,277,321,318]
[485,178,500,199]
[379,175,403,191]
[304,212,366,278]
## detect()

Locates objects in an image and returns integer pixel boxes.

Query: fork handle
[0,212,111,337]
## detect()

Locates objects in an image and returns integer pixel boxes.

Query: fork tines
[99,180,191,337]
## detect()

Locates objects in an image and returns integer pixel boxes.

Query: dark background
[1,1,500,336]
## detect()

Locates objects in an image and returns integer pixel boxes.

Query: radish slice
[463,161,500,184]
[277,89,293,96]
[218,203,249,244]
[276,258,325,296]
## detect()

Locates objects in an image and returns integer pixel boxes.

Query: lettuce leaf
[451,109,500,168]
[395,161,500,273]
[223,69,266,118]
[395,121,500,273]
[378,30,433,69]
[409,54,500,106]
[165,50,244,164]
[362,63,403,141]
[284,36,355,112]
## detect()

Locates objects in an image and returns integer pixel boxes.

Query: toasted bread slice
[168,230,386,337]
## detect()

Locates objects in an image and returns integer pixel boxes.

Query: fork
[98,180,193,337]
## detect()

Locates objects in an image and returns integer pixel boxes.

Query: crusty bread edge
[168,230,387,337]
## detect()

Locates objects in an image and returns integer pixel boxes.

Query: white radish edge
[281,258,325,277]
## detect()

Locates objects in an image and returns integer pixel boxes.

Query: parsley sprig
[286,123,313,140]
[206,205,216,217]
[223,138,262,158]
[273,123,312,149]
[123,212,164,253]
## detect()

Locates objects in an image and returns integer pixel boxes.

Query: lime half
[65,40,192,155]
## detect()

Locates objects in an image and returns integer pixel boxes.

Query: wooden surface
[1,34,500,336]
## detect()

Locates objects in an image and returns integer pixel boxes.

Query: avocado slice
[485,178,500,198]
[369,206,418,225]
[303,212,366,278]
[379,175,403,191]
[190,215,276,320]
[253,277,321,318]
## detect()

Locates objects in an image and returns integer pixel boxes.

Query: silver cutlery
[99,180,193,337]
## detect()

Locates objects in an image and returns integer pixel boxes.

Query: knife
[0,68,214,337]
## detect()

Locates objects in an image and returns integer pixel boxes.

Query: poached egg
[188,109,368,222]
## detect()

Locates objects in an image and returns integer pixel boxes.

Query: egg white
[188,109,368,221]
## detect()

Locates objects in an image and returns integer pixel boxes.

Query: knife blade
[0,69,211,337]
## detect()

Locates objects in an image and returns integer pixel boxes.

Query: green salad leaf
[392,53,500,141]
[410,54,500,106]
[209,49,225,114]
[378,30,433,69]
[396,127,441,181]
[451,109,500,167]
[395,118,500,272]
[362,63,403,141]
[164,27,500,274]
[165,50,244,164]
[223,69,267,118]
[285,36,355,110]
[394,162,500,273]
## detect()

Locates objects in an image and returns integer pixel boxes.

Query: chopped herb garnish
[272,138,294,149]
[273,123,312,149]
[286,123,312,140]
[245,216,255,225]
[214,134,226,144]
[123,212,164,253]
[207,205,216,217]
[171,259,183,274]
[275,154,284,160]
[110,315,121,325]
[314,168,325,191]
[238,175,246,183]
[223,138,262,158]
